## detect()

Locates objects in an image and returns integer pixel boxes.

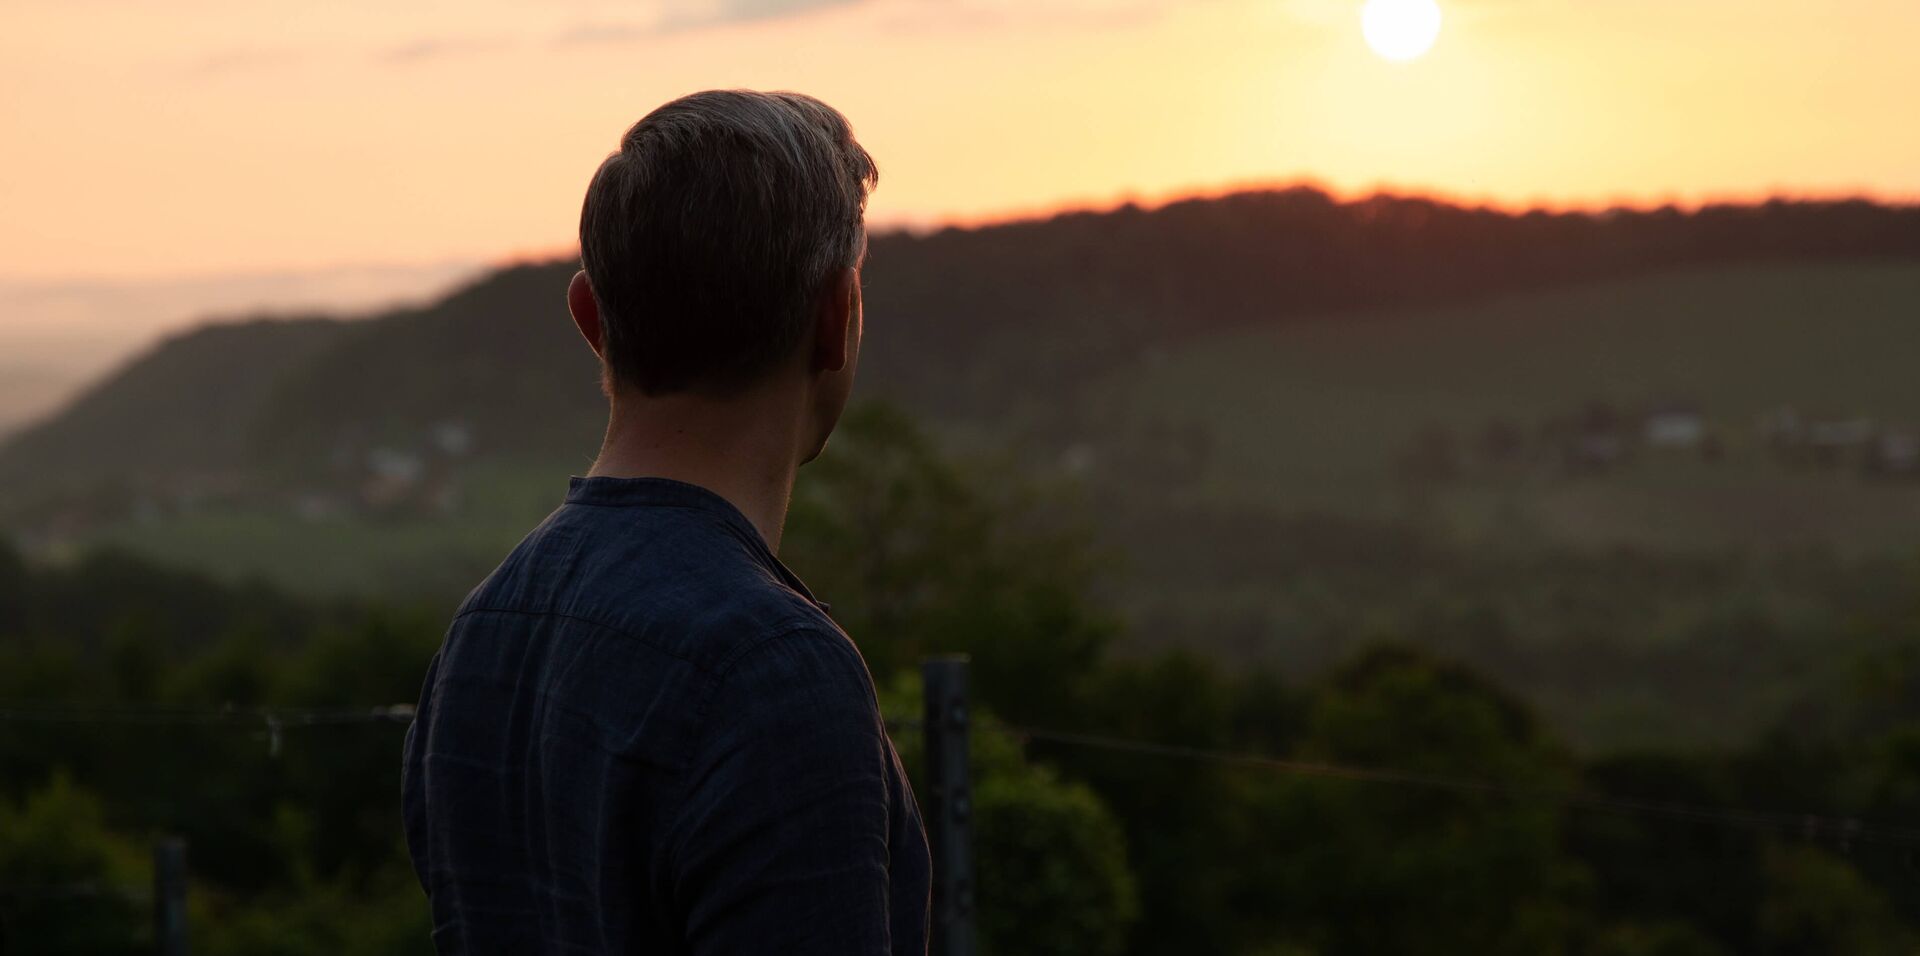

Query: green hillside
[249,263,604,472]
[0,317,350,499]
[10,187,1920,509]
[30,259,1920,590]
[1083,261,1920,547]
[8,190,1920,747]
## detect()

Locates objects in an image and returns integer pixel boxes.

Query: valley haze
[8,185,1920,749]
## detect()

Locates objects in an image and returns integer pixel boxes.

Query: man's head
[568,90,877,457]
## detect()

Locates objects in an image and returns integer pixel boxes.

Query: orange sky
[3,0,1918,282]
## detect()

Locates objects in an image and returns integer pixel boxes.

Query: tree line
[4,407,1919,954]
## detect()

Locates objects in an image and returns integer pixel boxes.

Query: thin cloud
[374,37,513,66]
[554,0,870,45]
[654,0,872,32]
[872,0,1172,35]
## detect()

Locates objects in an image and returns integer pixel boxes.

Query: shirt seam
[706,618,847,686]
[558,501,712,513]
[551,500,829,611]
[664,619,859,890]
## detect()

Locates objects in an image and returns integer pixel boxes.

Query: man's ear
[567,271,605,359]
[810,266,858,375]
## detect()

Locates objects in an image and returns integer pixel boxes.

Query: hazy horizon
[12,0,1920,433]
[0,259,486,437]
[14,175,1918,440]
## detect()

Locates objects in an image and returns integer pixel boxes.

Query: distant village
[1397,402,1920,482]
[291,419,478,521]
[10,419,483,560]
[20,395,1920,563]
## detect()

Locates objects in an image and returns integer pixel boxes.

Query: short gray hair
[579,90,878,394]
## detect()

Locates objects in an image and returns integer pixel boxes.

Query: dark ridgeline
[4,186,1920,507]
[856,190,1920,414]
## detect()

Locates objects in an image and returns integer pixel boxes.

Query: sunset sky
[5,0,1918,286]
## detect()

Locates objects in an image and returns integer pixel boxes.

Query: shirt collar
[564,475,832,614]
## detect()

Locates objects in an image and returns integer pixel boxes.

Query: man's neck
[586,386,807,553]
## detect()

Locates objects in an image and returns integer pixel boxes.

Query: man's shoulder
[452,500,836,674]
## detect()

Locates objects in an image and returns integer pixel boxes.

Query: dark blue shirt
[403,476,930,955]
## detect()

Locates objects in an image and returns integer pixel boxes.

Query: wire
[0,881,149,904]
[4,703,1916,850]
[0,703,415,726]
[1007,725,1920,850]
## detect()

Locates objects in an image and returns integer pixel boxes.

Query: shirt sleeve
[669,625,898,956]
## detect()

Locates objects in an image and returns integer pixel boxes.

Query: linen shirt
[403,475,930,955]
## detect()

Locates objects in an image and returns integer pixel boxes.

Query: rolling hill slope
[10,189,1920,748]
[0,316,350,499]
[1089,260,1920,540]
[9,186,1920,508]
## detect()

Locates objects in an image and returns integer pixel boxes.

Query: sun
[1361,0,1442,62]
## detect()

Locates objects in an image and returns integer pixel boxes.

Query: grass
[1084,260,1920,551]
[73,261,1920,599]
[46,261,1920,749]
[85,462,566,602]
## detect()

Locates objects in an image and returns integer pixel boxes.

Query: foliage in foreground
[3,408,1919,954]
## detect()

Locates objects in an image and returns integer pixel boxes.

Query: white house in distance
[1644,403,1705,450]
[431,420,474,457]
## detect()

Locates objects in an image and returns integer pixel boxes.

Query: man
[402,90,930,955]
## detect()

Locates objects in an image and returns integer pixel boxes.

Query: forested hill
[5,187,1920,503]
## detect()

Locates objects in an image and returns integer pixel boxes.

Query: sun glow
[1362,0,1442,62]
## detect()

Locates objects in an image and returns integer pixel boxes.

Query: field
[28,260,1920,750]
[80,462,564,602]
[62,260,1920,610]
[1083,260,1920,550]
